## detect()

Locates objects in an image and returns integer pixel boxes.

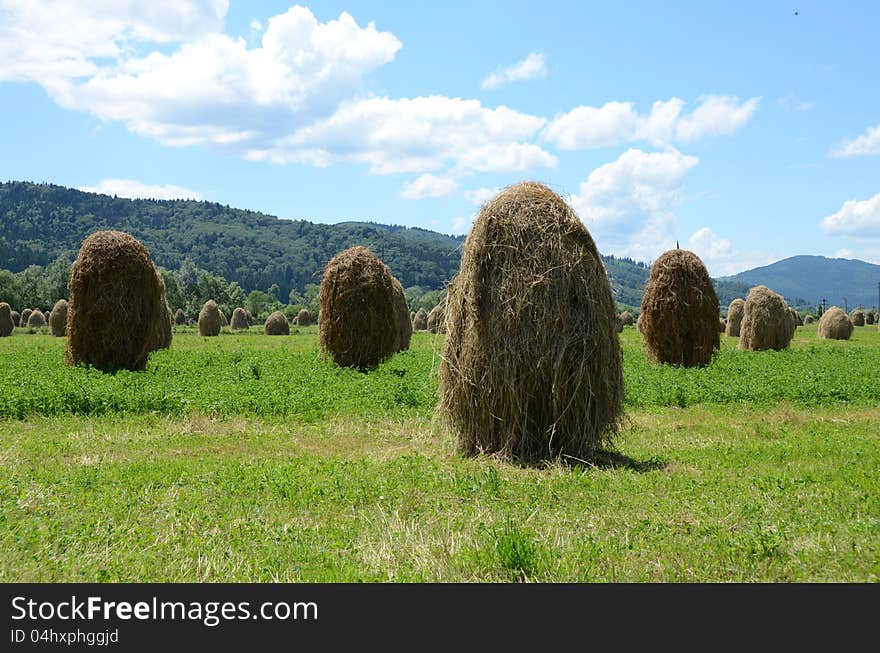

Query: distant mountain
[719,255,880,311]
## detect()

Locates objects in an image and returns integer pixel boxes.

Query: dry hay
[0,303,13,337]
[803,314,815,324]
[738,285,795,351]
[318,245,398,369]
[296,308,312,327]
[619,310,634,326]
[427,299,446,334]
[10,310,20,328]
[174,308,186,325]
[156,298,173,350]
[230,307,249,331]
[719,318,726,332]
[439,181,624,464]
[27,309,46,328]
[850,309,865,327]
[636,313,643,334]
[639,249,720,367]
[412,308,428,331]
[725,298,745,337]
[244,309,253,325]
[391,276,412,352]
[866,311,875,325]
[49,299,68,337]
[66,230,166,371]
[264,310,290,335]
[818,306,853,340]
[20,309,32,328]
[787,306,801,332]
[198,300,222,337]
[219,310,229,327]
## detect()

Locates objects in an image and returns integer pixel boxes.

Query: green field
[2,324,878,581]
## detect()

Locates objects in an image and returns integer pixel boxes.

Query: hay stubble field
[1,324,878,582]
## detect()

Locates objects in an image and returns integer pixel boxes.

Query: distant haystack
[174,308,186,325]
[20,309,32,329]
[866,311,875,325]
[391,276,412,352]
[725,299,745,337]
[0,303,13,337]
[803,314,815,324]
[198,300,222,337]
[27,309,46,328]
[10,310,20,328]
[219,310,228,327]
[818,306,853,340]
[156,299,172,350]
[230,307,249,331]
[49,299,68,337]
[850,309,865,327]
[264,310,290,335]
[619,310,634,327]
[427,299,447,334]
[412,308,428,331]
[738,286,794,351]
[296,309,311,327]
[719,318,726,332]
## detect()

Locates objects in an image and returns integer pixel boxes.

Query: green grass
[1,324,878,581]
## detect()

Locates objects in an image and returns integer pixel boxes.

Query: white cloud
[464,187,499,205]
[78,179,204,200]
[451,215,473,234]
[776,93,814,112]
[820,193,880,237]
[543,95,760,150]
[481,52,547,90]
[829,125,880,158]
[249,18,263,32]
[400,174,458,199]
[570,148,699,261]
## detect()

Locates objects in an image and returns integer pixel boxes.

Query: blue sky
[2,1,879,275]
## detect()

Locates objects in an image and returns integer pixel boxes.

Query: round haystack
[439,181,624,463]
[719,318,726,332]
[27,309,46,328]
[230,307,249,331]
[296,309,312,327]
[244,309,253,325]
[174,308,186,325]
[198,300,222,336]
[818,306,853,340]
[49,299,68,337]
[803,314,815,324]
[850,309,865,327]
[738,286,795,351]
[866,311,875,325]
[391,276,412,352]
[639,249,720,367]
[725,298,745,337]
[318,246,398,368]
[619,310,634,327]
[0,303,13,337]
[66,230,166,371]
[20,308,32,329]
[412,308,428,331]
[264,310,289,335]
[427,300,446,334]
[11,310,20,328]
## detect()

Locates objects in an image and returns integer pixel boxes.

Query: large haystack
[639,249,720,367]
[850,309,865,327]
[412,308,428,331]
[725,298,745,337]
[427,300,446,334]
[27,309,46,328]
[0,303,13,337]
[230,307,249,331]
[198,300,222,336]
[818,306,853,340]
[20,309,32,329]
[296,309,312,327]
[264,310,290,335]
[619,310,634,327]
[66,230,166,371]
[48,299,68,337]
[391,276,412,352]
[318,246,398,368]
[738,286,795,351]
[439,181,624,463]
[174,308,186,325]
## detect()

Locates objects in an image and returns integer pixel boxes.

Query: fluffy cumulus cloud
[78,179,204,200]
[481,52,547,90]
[400,174,458,199]
[570,148,699,261]
[820,193,880,237]
[464,187,499,205]
[543,95,760,150]
[829,124,880,158]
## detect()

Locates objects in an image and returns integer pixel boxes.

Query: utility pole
[844,297,848,313]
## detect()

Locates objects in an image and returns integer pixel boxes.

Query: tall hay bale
[264,310,290,335]
[725,298,745,337]
[318,246,398,368]
[738,286,795,351]
[818,306,853,340]
[174,308,186,325]
[296,309,312,327]
[619,310,634,326]
[803,314,815,324]
[639,249,720,367]
[10,310,20,328]
[427,300,446,334]
[20,309,32,329]
[66,230,165,371]
[391,277,412,352]
[866,311,875,325]
[439,181,623,463]
[230,307,249,331]
[0,303,13,337]
[412,308,428,331]
[49,299,68,337]
[850,309,865,327]
[198,300,222,336]
[27,309,46,328]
